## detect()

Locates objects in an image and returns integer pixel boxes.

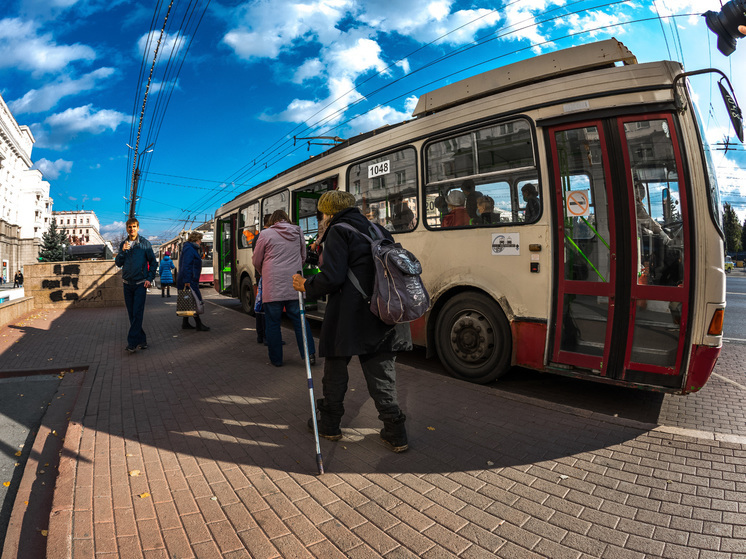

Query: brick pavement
[1,293,745,558]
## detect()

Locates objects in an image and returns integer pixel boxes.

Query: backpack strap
[332,222,374,303]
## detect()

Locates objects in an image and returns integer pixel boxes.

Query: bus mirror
[718,80,744,143]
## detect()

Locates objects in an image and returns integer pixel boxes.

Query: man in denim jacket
[115,218,157,353]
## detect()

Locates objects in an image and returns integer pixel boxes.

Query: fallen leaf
[14,451,21,457]
[3,482,9,487]
[210,496,217,501]
[427,426,435,431]
[40,530,48,537]
[39,470,45,475]
[129,470,141,477]
[487,460,494,466]
[558,475,569,481]
[139,492,150,499]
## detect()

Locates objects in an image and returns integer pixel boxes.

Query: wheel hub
[449,311,494,363]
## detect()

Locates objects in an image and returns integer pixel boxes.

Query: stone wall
[23,261,124,309]
[0,296,34,327]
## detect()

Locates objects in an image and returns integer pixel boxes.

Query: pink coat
[252,221,307,303]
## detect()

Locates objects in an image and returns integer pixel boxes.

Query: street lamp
[62,242,66,262]
[126,143,155,219]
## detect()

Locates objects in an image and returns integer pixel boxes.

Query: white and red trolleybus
[213,39,740,394]
[158,228,214,286]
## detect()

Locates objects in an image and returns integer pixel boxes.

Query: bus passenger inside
[462,179,483,221]
[391,196,415,231]
[442,190,469,227]
[476,195,498,225]
[634,181,677,287]
[522,183,540,223]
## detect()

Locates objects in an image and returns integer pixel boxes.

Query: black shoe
[161,294,165,298]
[138,344,148,350]
[307,418,342,441]
[257,336,264,344]
[271,361,283,367]
[125,346,137,353]
[309,354,316,366]
[196,324,210,331]
[380,413,408,453]
[182,322,195,329]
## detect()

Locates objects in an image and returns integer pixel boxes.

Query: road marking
[723,337,746,343]
[711,372,746,391]
[726,292,746,295]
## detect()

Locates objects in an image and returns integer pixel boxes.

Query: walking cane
[297,271,324,475]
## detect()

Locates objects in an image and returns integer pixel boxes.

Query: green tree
[741,217,746,257]
[723,203,742,253]
[38,220,70,262]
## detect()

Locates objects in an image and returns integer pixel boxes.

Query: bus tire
[435,292,511,384]
[240,277,255,316]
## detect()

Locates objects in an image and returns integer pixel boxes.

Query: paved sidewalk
[1,293,745,558]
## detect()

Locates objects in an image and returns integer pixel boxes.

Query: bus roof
[412,38,637,117]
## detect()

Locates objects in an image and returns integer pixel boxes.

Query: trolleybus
[213,39,740,394]
[158,228,214,285]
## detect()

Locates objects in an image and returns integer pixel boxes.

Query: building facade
[52,210,106,245]
[0,94,54,281]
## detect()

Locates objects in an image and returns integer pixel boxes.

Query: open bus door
[548,114,691,391]
[215,215,237,297]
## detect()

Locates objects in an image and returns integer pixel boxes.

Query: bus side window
[238,202,259,249]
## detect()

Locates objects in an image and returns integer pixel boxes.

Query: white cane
[297,271,324,475]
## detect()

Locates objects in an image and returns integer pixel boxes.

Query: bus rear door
[215,216,237,296]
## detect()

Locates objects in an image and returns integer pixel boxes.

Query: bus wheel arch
[239,274,255,316]
[432,289,512,384]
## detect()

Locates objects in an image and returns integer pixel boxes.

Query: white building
[0,93,54,281]
[52,210,106,245]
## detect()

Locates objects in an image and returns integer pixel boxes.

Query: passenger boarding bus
[158,229,214,286]
[213,39,739,394]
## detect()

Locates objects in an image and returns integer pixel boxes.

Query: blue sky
[2,0,745,241]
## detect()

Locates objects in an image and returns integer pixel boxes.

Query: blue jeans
[123,282,148,348]
[263,300,315,365]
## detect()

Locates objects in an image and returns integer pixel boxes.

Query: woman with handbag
[252,209,315,367]
[177,231,210,331]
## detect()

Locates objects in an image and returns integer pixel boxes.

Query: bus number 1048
[368,160,390,179]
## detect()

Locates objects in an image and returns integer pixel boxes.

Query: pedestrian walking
[292,190,412,452]
[178,231,210,331]
[159,251,175,297]
[13,270,23,288]
[252,209,315,367]
[115,218,157,353]
[252,214,272,344]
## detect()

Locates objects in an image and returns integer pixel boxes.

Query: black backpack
[334,223,430,325]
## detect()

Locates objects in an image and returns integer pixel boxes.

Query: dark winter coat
[303,207,412,358]
[177,242,203,300]
[115,235,157,284]
[158,256,175,285]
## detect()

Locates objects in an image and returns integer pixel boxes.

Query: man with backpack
[292,190,413,452]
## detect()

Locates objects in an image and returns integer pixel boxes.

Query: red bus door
[549,115,690,390]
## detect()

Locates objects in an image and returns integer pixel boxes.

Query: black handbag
[176,288,197,317]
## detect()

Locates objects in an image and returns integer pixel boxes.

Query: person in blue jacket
[115,218,157,353]
[159,251,175,297]
[177,231,210,331]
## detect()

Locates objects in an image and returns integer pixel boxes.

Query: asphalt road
[724,272,746,342]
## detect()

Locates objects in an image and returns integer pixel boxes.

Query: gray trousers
[322,352,401,420]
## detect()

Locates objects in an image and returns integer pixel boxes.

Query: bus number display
[368,160,390,179]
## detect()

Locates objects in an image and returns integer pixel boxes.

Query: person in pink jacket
[252,210,316,367]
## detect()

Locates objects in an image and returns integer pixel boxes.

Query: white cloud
[0,17,96,74]
[347,103,412,135]
[45,104,128,134]
[262,77,363,126]
[32,158,73,179]
[33,104,129,149]
[101,221,125,235]
[293,59,324,84]
[136,31,189,65]
[9,67,115,114]
[92,197,101,201]
[565,10,627,39]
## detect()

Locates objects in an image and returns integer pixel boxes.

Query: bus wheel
[240,277,255,316]
[435,292,511,384]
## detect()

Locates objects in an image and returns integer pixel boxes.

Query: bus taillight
[707,308,725,336]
